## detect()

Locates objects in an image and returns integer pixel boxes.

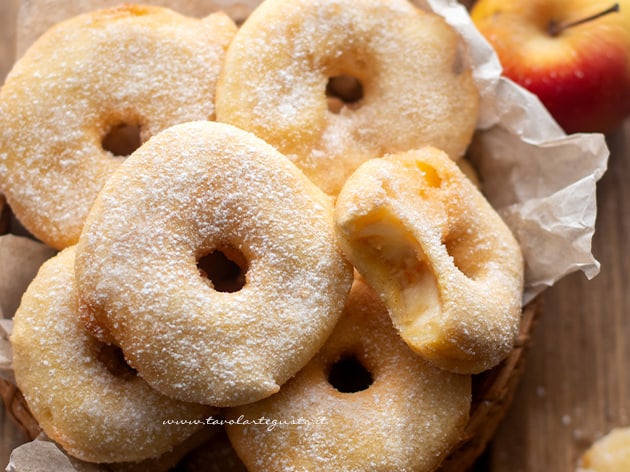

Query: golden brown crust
[0,5,236,249]
[226,276,471,472]
[334,147,524,374]
[216,0,479,195]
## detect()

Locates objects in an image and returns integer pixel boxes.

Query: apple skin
[471,0,630,134]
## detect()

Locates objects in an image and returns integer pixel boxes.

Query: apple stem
[548,3,620,37]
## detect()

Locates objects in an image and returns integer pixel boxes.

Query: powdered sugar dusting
[10,247,213,463]
[0,5,236,249]
[75,121,353,407]
[216,0,479,195]
[334,148,524,374]
[226,277,471,471]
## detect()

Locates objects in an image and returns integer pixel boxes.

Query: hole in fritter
[97,344,137,380]
[444,234,478,280]
[197,247,248,293]
[328,354,373,393]
[326,75,364,113]
[102,122,142,157]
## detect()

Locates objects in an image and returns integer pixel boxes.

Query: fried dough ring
[0,5,236,249]
[75,121,353,407]
[334,147,524,374]
[11,247,213,463]
[226,276,471,471]
[216,0,479,195]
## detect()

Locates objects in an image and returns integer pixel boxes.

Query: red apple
[471,0,630,134]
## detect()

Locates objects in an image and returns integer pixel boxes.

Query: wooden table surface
[1,1,630,470]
